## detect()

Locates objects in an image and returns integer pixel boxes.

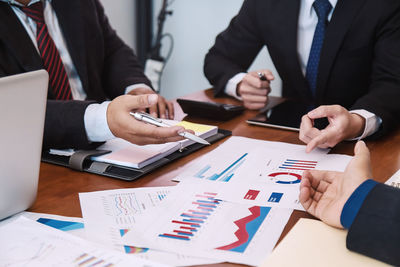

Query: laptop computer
[0,70,48,220]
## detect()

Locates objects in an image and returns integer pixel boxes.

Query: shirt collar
[0,0,51,6]
[304,0,338,16]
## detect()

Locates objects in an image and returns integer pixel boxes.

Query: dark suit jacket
[0,0,152,149]
[204,0,400,137]
[347,183,400,265]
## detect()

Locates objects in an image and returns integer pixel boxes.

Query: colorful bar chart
[159,192,221,241]
[278,159,317,171]
[243,190,260,200]
[194,153,248,182]
[157,191,167,201]
[74,253,114,267]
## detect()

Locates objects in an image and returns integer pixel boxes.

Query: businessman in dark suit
[204,0,400,152]
[0,0,185,149]
[300,141,400,265]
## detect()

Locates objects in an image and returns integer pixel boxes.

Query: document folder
[41,129,231,181]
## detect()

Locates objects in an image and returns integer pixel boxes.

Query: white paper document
[122,180,293,266]
[172,137,351,211]
[216,180,303,210]
[79,187,221,266]
[18,212,85,238]
[385,168,400,188]
[173,136,333,183]
[0,216,167,267]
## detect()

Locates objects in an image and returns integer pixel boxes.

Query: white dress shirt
[4,0,151,142]
[225,0,380,139]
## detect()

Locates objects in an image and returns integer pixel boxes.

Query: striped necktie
[18,2,72,100]
[305,0,332,97]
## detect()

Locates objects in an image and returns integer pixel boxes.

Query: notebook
[92,120,218,169]
[0,70,48,220]
[43,121,229,181]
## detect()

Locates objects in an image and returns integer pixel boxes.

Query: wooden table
[31,89,400,267]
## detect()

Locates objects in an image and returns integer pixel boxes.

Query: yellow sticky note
[176,121,214,134]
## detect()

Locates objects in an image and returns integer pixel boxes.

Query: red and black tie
[18,2,72,100]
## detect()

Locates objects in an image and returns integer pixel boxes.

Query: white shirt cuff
[349,109,382,140]
[125,83,153,95]
[225,73,246,100]
[84,101,116,142]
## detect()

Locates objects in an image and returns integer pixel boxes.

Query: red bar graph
[244,190,260,200]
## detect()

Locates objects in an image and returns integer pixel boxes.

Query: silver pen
[130,111,210,145]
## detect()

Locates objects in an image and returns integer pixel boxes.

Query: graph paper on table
[0,216,166,267]
[122,180,292,266]
[79,187,221,266]
[174,136,350,186]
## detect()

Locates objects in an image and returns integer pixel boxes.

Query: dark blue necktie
[305,0,332,97]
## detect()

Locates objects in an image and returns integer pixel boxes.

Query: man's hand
[299,141,372,228]
[299,105,365,153]
[128,87,174,119]
[236,70,274,110]
[107,94,185,145]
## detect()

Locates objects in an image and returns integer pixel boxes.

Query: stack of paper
[0,216,167,267]
[79,187,220,266]
[10,136,359,266]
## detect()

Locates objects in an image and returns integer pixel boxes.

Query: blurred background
[100,0,282,100]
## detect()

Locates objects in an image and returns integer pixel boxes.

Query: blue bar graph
[268,192,283,203]
[194,153,248,182]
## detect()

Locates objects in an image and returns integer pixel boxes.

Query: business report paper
[122,181,293,266]
[173,136,331,183]
[79,187,221,266]
[0,216,167,267]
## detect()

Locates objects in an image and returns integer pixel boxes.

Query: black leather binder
[41,129,231,181]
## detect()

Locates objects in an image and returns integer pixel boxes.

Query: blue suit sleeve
[340,179,378,229]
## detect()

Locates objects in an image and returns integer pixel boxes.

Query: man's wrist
[349,113,366,139]
[225,73,246,100]
[348,109,382,140]
[84,102,115,142]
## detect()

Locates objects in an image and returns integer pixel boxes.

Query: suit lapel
[51,0,88,91]
[316,0,367,101]
[0,3,42,72]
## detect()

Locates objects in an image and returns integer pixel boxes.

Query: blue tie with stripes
[305,0,332,97]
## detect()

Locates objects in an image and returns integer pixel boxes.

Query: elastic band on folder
[68,150,111,171]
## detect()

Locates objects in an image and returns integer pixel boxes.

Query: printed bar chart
[194,153,248,182]
[244,190,260,200]
[159,192,221,241]
[268,192,283,203]
[278,159,317,171]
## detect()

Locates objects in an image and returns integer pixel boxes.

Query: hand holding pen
[131,111,210,145]
[236,69,274,110]
[107,94,191,146]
